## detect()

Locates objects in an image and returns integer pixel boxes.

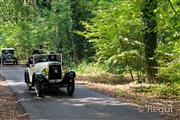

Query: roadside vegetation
[75,62,180,100]
[75,62,180,119]
[0,0,179,119]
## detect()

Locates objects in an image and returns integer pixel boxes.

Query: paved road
[0,65,163,120]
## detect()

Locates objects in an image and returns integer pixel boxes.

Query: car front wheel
[15,60,18,65]
[2,60,5,65]
[35,80,43,97]
[67,78,75,96]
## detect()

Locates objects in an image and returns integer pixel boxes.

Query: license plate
[7,59,14,61]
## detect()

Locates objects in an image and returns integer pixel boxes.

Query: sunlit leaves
[0,0,72,60]
[156,0,180,82]
[79,0,143,75]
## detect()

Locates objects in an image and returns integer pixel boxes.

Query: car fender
[27,67,34,83]
[33,72,46,83]
[64,70,76,80]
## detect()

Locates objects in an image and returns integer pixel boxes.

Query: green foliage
[132,83,180,98]
[75,61,108,75]
[70,0,95,62]
[155,84,180,96]
[75,61,132,85]
[149,84,180,98]
[0,0,179,85]
[78,0,179,82]
[78,0,144,79]
[0,0,72,62]
[156,0,180,83]
[158,58,180,83]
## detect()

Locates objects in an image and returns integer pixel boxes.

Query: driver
[48,54,57,61]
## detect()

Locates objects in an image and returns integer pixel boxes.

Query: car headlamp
[63,67,69,73]
[42,68,48,75]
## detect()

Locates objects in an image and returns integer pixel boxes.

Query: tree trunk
[142,0,158,83]
[70,0,84,63]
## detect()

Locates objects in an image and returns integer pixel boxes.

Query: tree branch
[168,0,177,14]
[0,8,15,25]
[31,0,39,10]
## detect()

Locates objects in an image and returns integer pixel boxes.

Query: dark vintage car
[24,54,76,97]
[0,48,18,65]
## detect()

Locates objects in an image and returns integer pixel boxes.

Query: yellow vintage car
[24,54,75,97]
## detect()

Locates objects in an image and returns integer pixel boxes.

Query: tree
[156,0,180,83]
[70,0,94,62]
[78,0,144,79]
[142,0,158,83]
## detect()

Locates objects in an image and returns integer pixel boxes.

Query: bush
[74,61,108,75]
[158,58,180,83]
[154,84,180,97]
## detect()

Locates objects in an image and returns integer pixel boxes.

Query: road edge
[0,74,28,120]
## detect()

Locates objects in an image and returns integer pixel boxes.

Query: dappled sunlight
[58,97,139,107]
[1,80,26,94]
[96,112,112,117]
[16,98,32,102]
[2,80,25,87]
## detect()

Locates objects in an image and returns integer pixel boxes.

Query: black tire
[67,78,75,96]
[2,60,5,65]
[24,70,32,90]
[35,80,42,97]
[24,70,28,83]
[28,85,32,90]
[16,60,18,65]
[54,87,60,91]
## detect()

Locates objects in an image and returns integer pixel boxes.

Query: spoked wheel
[35,81,43,97]
[67,78,75,96]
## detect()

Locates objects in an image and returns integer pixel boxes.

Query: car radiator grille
[48,65,62,80]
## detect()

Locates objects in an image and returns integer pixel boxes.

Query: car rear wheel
[67,78,75,96]
[24,70,32,90]
[13,61,18,65]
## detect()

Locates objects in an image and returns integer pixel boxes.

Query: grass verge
[75,63,180,120]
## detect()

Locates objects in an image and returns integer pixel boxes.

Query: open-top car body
[1,48,18,65]
[24,54,76,97]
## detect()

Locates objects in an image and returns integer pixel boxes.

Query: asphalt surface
[0,65,163,120]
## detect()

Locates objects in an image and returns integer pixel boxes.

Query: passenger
[27,49,41,66]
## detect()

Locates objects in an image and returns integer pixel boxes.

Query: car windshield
[2,50,14,55]
[33,54,62,64]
